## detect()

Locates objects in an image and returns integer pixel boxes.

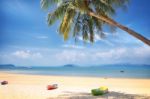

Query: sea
[0,65,150,79]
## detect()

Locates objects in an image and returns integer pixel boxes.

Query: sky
[0,0,150,66]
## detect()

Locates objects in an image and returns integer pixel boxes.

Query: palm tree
[41,0,150,46]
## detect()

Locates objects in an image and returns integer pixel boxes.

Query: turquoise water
[1,65,150,79]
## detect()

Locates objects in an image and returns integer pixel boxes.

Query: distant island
[0,64,16,69]
[63,64,77,67]
[0,64,30,69]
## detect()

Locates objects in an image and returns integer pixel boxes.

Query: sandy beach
[0,72,150,99]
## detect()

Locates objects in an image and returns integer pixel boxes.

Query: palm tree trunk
[88,12,150,46]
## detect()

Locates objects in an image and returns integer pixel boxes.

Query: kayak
[91,86,108,96]
[47,84,57,90]
[1,81,8,85]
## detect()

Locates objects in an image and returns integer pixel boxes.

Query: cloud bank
[0,45,150,66]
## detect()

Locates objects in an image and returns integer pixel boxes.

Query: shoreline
[0,71,150,80]
[0,72,150,99]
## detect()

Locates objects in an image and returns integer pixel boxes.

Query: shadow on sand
[48,91,150,99]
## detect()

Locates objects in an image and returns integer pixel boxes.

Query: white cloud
[77,27,146,47]
[12,50,42,59]
[54,45,150,65]
[78,33,102,42]
[78,33,114,46]
[54,50,87,65]
[36,36,48,39]
[110,29,144,45]
[13,50,30,59]
[62,44,85,49]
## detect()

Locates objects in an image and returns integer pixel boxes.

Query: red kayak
[47,84,57,90]
[1,81,8,85]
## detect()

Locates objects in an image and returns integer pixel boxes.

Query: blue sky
[0,0,150,66]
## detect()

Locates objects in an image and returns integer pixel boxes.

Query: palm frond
[59,7,76,40]
[47,3,68,25]
[73,13,82,41]
[41,0,60,9]
[87,17,94,42]
[92,0,116,16]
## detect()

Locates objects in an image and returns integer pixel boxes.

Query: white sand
[0,73,150,99]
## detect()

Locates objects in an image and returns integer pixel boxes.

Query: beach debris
[91,86,108,96]
[1,80,8,85]
[104,77,108,79]
[47,84,58,90]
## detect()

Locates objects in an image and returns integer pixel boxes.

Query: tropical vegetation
[41,0,150,46]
